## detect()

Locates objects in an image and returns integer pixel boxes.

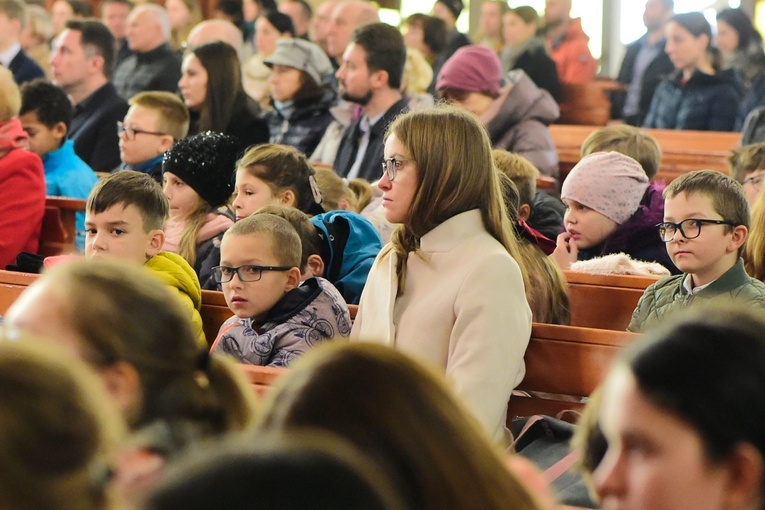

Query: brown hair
[258,343,545,510]
[36,260,256,435]
[385,104,527,293]
[169,0,202,49]
[225,213,302,268]
[580,125,662,180]
[492,150,539,208]
[129,91,190,141]
[87,170,169,232]
[728,143,765,183]
[0,339,124,510]
[313,167,361,212]
[254,205,322,271]
[664,170,750,231]
[745,188,765,279]
[236,144,321,215]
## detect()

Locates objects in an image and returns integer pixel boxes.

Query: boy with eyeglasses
[117,91,188,183]
[210,213,350,367]
[728,142,765,206]
[628,170,765,333]
[19,79,98,252]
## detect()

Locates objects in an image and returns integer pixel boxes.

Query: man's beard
[340,88,373,106]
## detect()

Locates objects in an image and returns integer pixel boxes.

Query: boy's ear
[279,189,296,207]
[146,229,165,258]
[158,135,174,155]
[728,225,747,253]
[722,443,764,509]
[305,253,325,278]
[519,203,531,222]
[284,267,301,291]
[52,121,68,141]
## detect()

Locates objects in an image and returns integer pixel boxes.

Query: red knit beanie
[436,45,503,98]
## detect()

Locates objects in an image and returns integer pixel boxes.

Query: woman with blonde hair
[5,260,256,461]
[351,105,531,444]
[166,0,202,50]
[745,187,765,281]
[0,338,124,510]
[259,342,546,510]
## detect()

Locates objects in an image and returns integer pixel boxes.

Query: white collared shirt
[683,274,714,295]
[0,43,21,69]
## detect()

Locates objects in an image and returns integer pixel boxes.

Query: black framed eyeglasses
[743,173,765,192]
[212,264,293,283]
[381,157,411,182]
[656,218,735,242]
[117,121,168,141]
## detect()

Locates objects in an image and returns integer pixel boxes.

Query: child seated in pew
[628,170,765,333]
[580,124,662,183]
[494,152,570,325]
[162,132,237,290]
[253,205,382,305]
[745,182,765,281]
[118,91,189,184]
[19,79,97,252]
[82,170,206,345]
[551,151,679,275]
[231,143,325,220]
[210,214,351,367]
[728,142,765,206]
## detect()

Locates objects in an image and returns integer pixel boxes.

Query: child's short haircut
[128,91,190,141]
[0,68,20,121]
[19,79,73,131]
[225,213,302,269]
[581,125,661,180]
[254,205,322,271]
[728,143,765,183]
[87,171,169,232]
[664,170,750,231]
[492,149,538,208]
[236,144,321,215]
[0,0,26,26]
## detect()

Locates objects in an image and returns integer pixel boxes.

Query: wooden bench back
[0,270,38,316]
[550,124,741,183]
[507,323,640,422]
[563,271,659,330]
[40,197,86,257]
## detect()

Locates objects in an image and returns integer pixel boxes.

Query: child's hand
[550,232,578,270]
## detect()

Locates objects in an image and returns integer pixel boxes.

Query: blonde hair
[0,338,125,510]
[0,67,21,121]
[581,125,661,180]
[259,342,545,510]
[728,143,765,183]
[170,0,202,49]
[386,105,527,292]
[35,260,256,434]
[176,195,211,267]
[129,91,190,141]
[312,167,373,213]
[403,48,433,96]
[518,241,570,324]
[745,188,765,280]
[225,213,302,268]
[492,149,539,208]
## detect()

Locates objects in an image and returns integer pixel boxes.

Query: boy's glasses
[116,121,168,141]
[743,173,764,191]
[656,218,735,242]
[212,264,293,283]
[381,157,411,182]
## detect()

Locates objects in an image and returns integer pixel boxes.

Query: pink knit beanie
[561,152,649,225]
[436,45,502,98]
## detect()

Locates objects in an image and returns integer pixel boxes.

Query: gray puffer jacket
[627,259,765,333]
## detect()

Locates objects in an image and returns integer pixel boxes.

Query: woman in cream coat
[351,105,532,444]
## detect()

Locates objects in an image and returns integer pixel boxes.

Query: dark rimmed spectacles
[117,121,168,141]
[212,264,293,283]
[381,157,411,182]
[656,218,736,242]
[743,173,764,191]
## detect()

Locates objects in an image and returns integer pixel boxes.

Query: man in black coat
[0,0,44,85]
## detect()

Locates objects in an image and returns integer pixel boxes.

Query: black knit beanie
[162,131,239,208]
[437,0,463,20]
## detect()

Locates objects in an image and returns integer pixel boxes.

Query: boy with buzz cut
[19,79,98,252]
[118,91,189,183]
[83,170,206,345]
[628,170,765,333]
[210,214,351,368]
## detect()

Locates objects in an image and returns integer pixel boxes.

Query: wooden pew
[563,270,660,331]
[0,270,38,316]
[39,197,87,256]
[550,124,741,183]
[507,323,641,423]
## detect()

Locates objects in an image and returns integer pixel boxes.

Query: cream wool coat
[351,210,532,444]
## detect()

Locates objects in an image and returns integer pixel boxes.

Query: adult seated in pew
[351,106,531,445]
[210,214,351,367]
[727,142,765,206]
[437,45,560,180]
[551,152,678,276]
[628,170,765,333]
[19,79,97,253]
[4,260,256,502]
[642,12,739,132]
[594,307,765,510]
[0,67,45,269]
[258,342,550,510]
[495,151,570,325]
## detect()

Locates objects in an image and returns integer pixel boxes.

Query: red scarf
[0,118,29,153]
